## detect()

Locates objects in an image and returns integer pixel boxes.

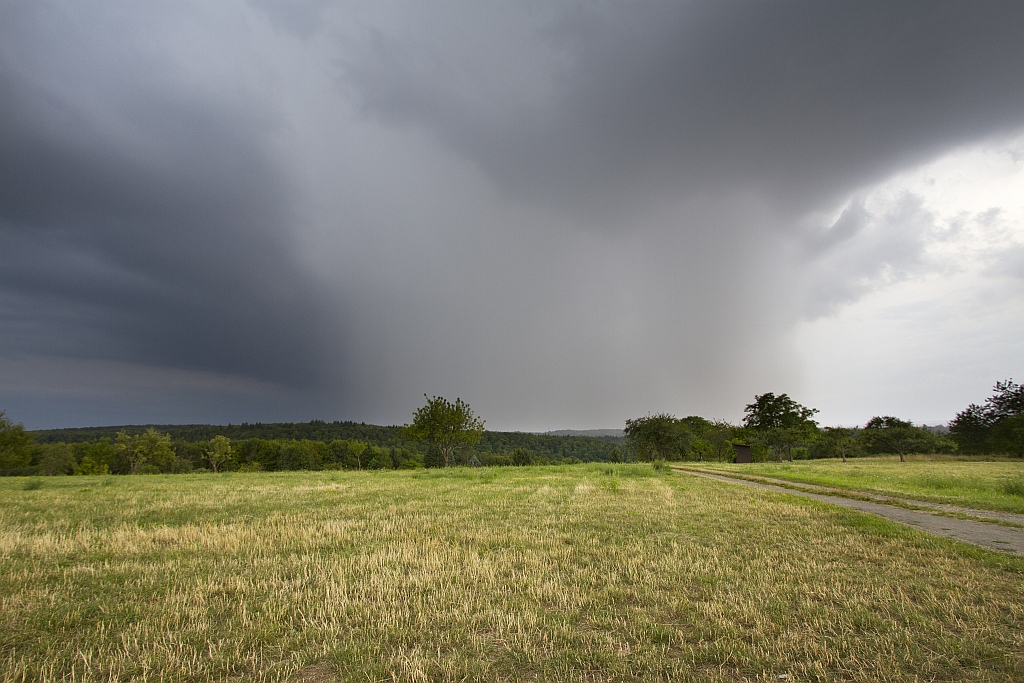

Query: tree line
[0,408,619,476]
[2,379,1021,475]
[623,381,1024,464]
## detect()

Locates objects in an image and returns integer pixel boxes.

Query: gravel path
[678,469,1024,555]
[681,470,1024,525]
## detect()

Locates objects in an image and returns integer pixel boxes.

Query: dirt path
[677,469,1024,525]
[677,468,1024,555]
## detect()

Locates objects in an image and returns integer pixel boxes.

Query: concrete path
[677,469,1024,555]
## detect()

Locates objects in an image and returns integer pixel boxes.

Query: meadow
[686,457,1024,514]
[2,464,1023,682]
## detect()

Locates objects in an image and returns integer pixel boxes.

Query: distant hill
[541,429,625,440]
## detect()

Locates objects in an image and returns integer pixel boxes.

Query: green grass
[2,464,1023,682]
[685,457,1024,514]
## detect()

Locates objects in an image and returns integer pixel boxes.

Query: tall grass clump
[1003,476,1024,497]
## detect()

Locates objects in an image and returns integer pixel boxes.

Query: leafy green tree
[349,440,368,469]
[986,379,1024,419]
[625,413,690,462]
[115,428,175,474]
[743,393,818,430]
[815,427,859,462]
[36,443,77,475]
[949,403,991,454]
[949,379,1024,454]
[510,447,533,466]
[0,411,34,474]
[205,435,234,472]
[742,394,819,462]
[405,395,485,468]
[74,439,116,474]
[860,417,952,462]
[75,455,110,475]
[991,415,1024,458]
[277,440,325,470]
[705,419,736,462]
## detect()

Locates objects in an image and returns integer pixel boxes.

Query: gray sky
[2,1,1023,430]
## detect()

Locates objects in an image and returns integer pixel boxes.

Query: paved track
[678,469,1024,555]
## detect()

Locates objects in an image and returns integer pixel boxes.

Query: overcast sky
[2,1,1023,430]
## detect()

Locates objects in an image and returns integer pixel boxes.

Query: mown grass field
[686,457,1024,514]
[2,464,1023,682]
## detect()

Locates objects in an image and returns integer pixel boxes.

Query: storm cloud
[2,2,1023,429]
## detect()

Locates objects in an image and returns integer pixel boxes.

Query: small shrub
[510,448,533,466]
[651,460,670,472]
[237,462,264,473]
[22,479,43,490]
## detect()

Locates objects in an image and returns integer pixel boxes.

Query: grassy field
[2,464,1023,682]
[683,457,1024,514]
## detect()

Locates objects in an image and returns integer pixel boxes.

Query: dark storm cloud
[348,1,1024,218]
[2,1,1023,428]
[0,27,340,389]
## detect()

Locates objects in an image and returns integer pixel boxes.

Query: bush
[510,448,533,466]
[75,455,110,475]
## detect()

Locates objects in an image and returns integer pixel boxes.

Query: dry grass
[1,464,1022,682]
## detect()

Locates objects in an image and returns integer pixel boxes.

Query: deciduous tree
[115,428,175,474]
[205,435,234,472]
[860,417,951,462]
[949,379,1024,454]
[405,395,485,468]
[624,413,689,462]
[742,393,819,461]
[0,411,34,474]
[818,427,858,462]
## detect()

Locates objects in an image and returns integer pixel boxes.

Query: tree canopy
[405,395,485,468]
[950,379,1024,455]
[624,413,690,462]
[860,416,954,462]
[741,393,819,461]
[0,411,34,474]
[742,393,819,430]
